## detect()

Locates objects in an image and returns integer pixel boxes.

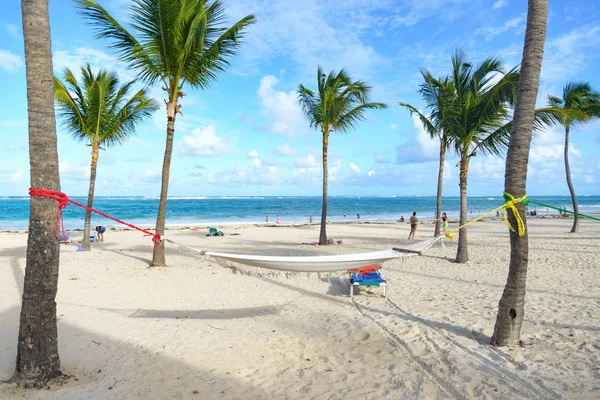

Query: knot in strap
[502,192,528,237]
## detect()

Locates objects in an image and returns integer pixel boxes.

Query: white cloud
[3,23,21,39]
[390,123,398,130]
[0,49,22,72]
[144,169,161,182]
[275,143,297,156]
[492,0,508,9]
[257,75,305,136]
[475,16,524,40]
[542,26,600,81]
[127,138,152,148]
[59,161,90,182]
[396,114,439,163]
[295,153,320,169]
[52,47,120,75]
[5,169,24,183]
[368,170,375,177]
[349,162,361,173]
[248,150,262,167]
[179,126,232,156]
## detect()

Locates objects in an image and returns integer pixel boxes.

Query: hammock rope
[445,192,527,239]
[525,199,600,222]
[29,188,162,247]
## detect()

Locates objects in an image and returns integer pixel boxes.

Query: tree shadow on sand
[0,305,271,399]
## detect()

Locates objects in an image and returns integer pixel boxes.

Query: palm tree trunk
[13,0,63,387]
[564,126,579,233]
[491,0,547,347]
[152,114,175,267]
[319,131,329,245]
[455,156,469,263]
[434,134,446,237]
[82,143,99,251]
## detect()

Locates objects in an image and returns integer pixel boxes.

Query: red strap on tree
[29,188,162,247]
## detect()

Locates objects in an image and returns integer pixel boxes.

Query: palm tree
[400,73,455,237]
[54,65,158,251]
[541,83,600,233]
[13,0,63,387]
[446,51,520,263]
[75,0,256,266]
[298,67,387,245]
[491,0,548,346]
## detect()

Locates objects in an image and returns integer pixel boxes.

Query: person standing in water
[265,216,269,224]
[408,212,418,239]
[276,215,280,224]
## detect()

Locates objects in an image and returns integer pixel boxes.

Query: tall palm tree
[446,51,520,263]
[76,0,256,266]
[13,0,63,387]
[298,67,387,245]
[491,0,548,346]
[54,65,158,251]
[541,83,600,233]
[399,73,455,237]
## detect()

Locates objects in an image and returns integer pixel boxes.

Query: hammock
[204,236,443,276]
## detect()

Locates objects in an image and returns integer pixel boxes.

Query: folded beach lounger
[207,227,224,237]
[349,270,387,297]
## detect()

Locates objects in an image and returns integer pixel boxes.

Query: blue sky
[1,0,599,197]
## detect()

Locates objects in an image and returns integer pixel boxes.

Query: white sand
[1,218,599,399]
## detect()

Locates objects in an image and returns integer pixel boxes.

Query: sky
[1,0,599,197]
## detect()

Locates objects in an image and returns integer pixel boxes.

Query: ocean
[0,195,598,230]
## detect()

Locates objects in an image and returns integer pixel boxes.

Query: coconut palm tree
[13,0,63,387]
[541,83,600,233]
[75,0,256,266]
[298,67,387,245]
[491,0,548,346]
[446,51,520,263]
[399,73,455,237]
[54,65,158,251]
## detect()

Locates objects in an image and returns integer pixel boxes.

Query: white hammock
[202,236,443,276]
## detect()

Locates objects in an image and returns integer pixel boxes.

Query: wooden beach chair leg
[382,284,387,298]
[350,284,353,297]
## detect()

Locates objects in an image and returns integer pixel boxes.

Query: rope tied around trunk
[29,188,162,247]
[445,192,528,239]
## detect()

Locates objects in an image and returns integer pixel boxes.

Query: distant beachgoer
[95,226,106,242]
[496,211,500,217]
[309,216,313,223]
[276,215,280,224]
[343,212,347,218]
[265,216,269,224]
[399,216,404,222]
[357,214,360,219]
[442,212,448,235]
[408,212,418,240]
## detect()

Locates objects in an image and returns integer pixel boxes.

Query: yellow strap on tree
[444,192,528,239]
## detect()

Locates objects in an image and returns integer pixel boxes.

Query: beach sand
[1,218,599,399]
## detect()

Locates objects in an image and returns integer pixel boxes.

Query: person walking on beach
[442,212,448,235]
[95,226,106,242]
[309,216,313,223]
[357,213,360,219]
[408,212,418,240]
[265,216,269,224]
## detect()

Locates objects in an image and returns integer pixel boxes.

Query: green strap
[526,199,600,222]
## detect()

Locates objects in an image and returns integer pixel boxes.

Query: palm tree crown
[75,0,256,110]
[54,64,158,146]
[298,67,388,135]
[546,82,600,128]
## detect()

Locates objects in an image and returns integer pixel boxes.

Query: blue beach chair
[349,269,387,297]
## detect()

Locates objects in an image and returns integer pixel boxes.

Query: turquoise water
[0,195,598,230]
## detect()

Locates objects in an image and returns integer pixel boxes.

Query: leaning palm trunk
[434,135,446,237]
[152,115,176,266]
[319,131,329,245]
[82,143,99,251]
[13,0,63,386]
[455,158,469,263]
[564,127,579,233]
[491,0,547,346]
